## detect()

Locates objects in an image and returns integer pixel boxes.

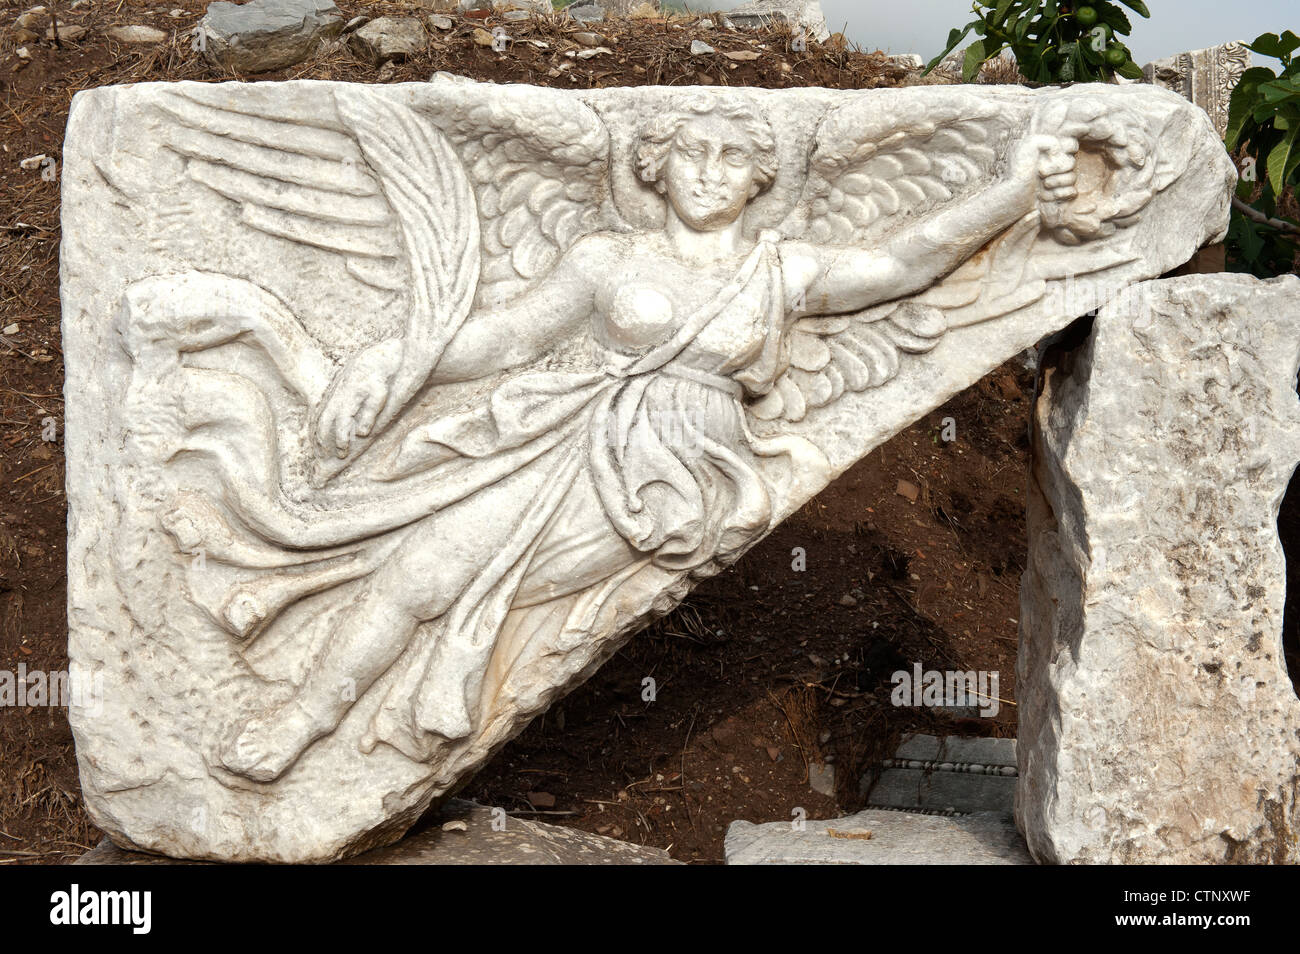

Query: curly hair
[636,96,779,196]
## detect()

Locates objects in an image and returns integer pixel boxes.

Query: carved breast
[605,285,676,351]
[598,272,772,376]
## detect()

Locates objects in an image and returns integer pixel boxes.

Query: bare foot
[218,699,326,782]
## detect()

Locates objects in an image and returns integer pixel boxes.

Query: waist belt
[660,362,745,399]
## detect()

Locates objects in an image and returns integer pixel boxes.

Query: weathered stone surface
[77,799,677,864]
[1018,273,1300,865]
[347,16,427,64]
[894,733,1017,767]
[564,3,606,24]
[62,78,1231,862]
[726,809,1032,864]
[726,0,830,43]
[1143,42,1251,137]
[868,768,1017,815]
[200,0,344,74]
[865,734,1018,815]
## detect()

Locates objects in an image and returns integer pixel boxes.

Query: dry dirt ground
[0,1,1294,865]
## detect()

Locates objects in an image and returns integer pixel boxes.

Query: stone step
[861,733,1018,815]
[726,733,1033,864]
[725,808,1032,865]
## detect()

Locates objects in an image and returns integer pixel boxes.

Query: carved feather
[750,91,1025,424]
[780,89,1013,248]
[419,80,622,309]
[154,86,407,294]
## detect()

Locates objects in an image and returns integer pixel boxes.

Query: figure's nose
[700,155,725,187]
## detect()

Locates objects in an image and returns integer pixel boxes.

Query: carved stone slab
[725,809,1033,864]
[1018,273,1300,864]
[77,799,678,864]
[1142,42,1252,138]
[61,78,1232,862]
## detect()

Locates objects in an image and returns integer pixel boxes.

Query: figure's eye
[723,148,749,165]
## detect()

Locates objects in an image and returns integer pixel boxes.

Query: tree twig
[1232,195,1300,235]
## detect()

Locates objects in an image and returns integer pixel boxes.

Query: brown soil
[456,366,1031,862]
[0,0,1291,866]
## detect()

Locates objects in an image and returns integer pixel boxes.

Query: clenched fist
[314,338,404,459]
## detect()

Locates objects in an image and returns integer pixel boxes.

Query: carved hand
[314,338,404,459]
[1008,131,1081,217]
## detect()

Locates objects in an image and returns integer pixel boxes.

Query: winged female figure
[115,81,1172,784]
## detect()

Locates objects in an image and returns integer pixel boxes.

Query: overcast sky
[706,1,1297,66]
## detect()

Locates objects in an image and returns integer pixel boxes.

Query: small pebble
[108,24,168,44]
[47,24,89,41]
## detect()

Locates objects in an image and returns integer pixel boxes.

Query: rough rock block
[1018,273,1300,864]
[200,0,343,74]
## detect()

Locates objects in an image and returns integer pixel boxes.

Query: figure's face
[662,115,760,232]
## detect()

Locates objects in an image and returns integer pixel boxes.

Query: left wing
[778,88,1013,247]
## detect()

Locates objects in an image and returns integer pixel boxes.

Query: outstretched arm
[789,133,1079,316]
[428,256,596,385]
[315,242,598,458]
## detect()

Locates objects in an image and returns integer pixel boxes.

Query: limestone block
[347,17,428,65]
[60,78,1232,862]
[1017,273,1300,864]
[868,768,1016,815]
[200,0,344,73]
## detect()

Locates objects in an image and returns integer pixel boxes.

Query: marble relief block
[60,78,1232,861]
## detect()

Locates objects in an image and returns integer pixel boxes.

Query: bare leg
[217,461,548,780]
[218,584,424,781]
